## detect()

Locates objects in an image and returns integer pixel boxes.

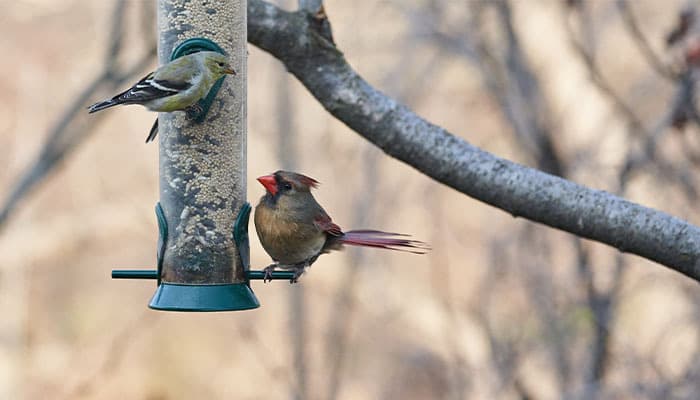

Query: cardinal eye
[281,182,292,191]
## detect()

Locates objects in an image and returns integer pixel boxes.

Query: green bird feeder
[112,203,296,311]
[111,2,289,311]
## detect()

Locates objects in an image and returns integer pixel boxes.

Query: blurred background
[1,0,700,399]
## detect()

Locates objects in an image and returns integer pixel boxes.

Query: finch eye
[217,62,225,67]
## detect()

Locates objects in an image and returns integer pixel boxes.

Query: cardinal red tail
[339,230,430,254]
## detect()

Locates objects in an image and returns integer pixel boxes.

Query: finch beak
[257,175,278,196]
[224,67,236,75]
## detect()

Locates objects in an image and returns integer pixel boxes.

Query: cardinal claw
[263,265,276,283]
[289,268,305,284]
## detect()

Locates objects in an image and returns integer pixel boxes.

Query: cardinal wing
[313,213,343,237]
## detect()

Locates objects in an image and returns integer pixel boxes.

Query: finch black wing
[113,73,192,104]
[87,73,192,113]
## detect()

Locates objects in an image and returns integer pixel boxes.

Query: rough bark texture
[247,0,700,282]
[158,0,247,283]
[298,0,322,12]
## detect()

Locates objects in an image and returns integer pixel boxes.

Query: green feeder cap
[149,283,259,312]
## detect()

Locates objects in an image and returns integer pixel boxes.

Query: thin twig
[0,1,156,233]
[616,0,676,80]
[564,4,649,137]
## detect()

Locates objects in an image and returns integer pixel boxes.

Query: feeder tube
[157,0,247,284]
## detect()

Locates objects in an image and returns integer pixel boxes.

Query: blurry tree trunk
[275,0,307,394]
[0,264,26,400]
[324,146,378,400]
[476,2,620,394]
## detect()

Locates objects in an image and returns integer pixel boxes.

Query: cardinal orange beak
[257,174,278,196]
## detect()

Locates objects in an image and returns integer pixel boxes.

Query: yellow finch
[87,51,236,142]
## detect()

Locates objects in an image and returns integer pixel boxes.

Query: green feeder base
[149,282,260,312]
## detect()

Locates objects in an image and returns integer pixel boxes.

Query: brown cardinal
[254,171,429,283]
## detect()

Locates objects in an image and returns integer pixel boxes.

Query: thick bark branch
[247,0,700,281]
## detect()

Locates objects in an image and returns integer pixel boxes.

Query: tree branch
[247,0,700,281]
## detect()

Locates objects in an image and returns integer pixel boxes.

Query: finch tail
[145,118,159,143]
[87,99,118,113]
[339,230,430,254]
